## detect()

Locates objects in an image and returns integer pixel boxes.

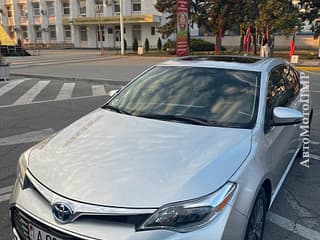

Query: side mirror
[107,89,119,97]
[272,107,303,126]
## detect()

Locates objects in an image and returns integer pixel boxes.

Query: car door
[264,64,302,188]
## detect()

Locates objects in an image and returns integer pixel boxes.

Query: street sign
[176,0,188,56]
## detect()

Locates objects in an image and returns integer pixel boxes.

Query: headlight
[16,149,31,188]
[137,182,236,233]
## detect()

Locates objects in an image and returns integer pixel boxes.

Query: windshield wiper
[137,113,212,126]
[102,105,132,115]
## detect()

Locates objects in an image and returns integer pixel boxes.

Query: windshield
[104,66,260,129]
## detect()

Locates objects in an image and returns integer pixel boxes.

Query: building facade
[0,0,166,48]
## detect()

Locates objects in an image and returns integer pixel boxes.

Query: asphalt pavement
[0,54,319,240]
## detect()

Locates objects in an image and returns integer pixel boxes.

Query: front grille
[11,207,152,240]
[11,207,83,240]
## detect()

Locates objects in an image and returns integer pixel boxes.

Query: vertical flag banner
[177,0,189,56]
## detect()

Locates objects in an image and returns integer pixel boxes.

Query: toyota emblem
[52,202,74,224]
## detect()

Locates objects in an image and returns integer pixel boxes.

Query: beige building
[0,0,165,48]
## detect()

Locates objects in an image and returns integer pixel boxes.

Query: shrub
[190,39,215,52]
[157,37,162,51]
[132,38,138,52]
[162,39,176,51]
[144,38,150,52]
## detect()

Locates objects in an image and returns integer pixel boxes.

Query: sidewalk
[296,59,320,71]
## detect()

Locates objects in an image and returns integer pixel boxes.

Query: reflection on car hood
[28,108,252,208]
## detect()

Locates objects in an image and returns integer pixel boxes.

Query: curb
[11,73,127,86]
[296,66,320,71]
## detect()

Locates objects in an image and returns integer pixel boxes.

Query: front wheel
[245,188,268,240]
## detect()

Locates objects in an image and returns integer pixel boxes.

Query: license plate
[28,224,62,240]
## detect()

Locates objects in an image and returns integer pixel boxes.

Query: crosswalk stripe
[0,79,24,97]
[56,83,75,100]
[92,85,106,96]
[14,80,50,105]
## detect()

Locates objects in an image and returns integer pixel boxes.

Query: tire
[245,188,268,240]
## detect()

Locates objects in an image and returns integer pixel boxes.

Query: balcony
[33,16,40,25]
[7,17,14,26]
[19,16,28,25]
[63,14,161,25]
[4,0,13,5]
[48,16,55,24]
[17,0,27,3]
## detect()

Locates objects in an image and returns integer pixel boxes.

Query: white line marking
[14,80,50,105]
[310,154,320,161]
[0,94,106,109]
[92,85,106,96]
[56,82,75,100]
[0,185,13,195]
[0,193,11,203]
[0,128,54,146]
[0,79,24,97]
[267,212,320,240]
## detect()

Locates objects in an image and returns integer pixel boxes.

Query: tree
[144,38,150,52]
[298,0,320,38]
[155,0,207,38]
[202,0,240,53]
[157,37,162,51]
[255,0,301,37]
[132,38,138,52]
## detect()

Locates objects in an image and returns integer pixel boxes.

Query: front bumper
[9,179,248,240]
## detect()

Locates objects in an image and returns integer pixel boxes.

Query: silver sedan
[10,56,311,240]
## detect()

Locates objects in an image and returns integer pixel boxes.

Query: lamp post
[119,0,124,55]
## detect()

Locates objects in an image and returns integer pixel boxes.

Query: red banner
[176,0,189,56]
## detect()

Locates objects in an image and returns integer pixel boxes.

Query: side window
[265,66,289,132]
[285,65,300,101]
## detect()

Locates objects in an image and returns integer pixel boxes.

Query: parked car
[10,56,312,240]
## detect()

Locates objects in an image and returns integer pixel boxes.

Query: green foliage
[190,39,214,51]
[144,38,150,52]
[298,0,320,38]
[157,37,162,51]
[255,0,301,36]
[162,39,176,51]
[154,0,206,38]
[132,38,138,52]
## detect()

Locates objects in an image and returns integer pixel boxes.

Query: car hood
[28,108,252,208]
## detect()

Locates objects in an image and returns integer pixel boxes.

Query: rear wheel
[245,188,268,240]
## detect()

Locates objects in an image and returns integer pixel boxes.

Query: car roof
[158,55,287,72]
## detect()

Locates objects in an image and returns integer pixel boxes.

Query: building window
[95,0,103,15]
[34,26,42,39]
[64,25,71,39]
[108,27,113,34]
[132,24,141,41]
[132,0,141,12]
[47,2,55,16]
[79,0,86,16]
[20,4,27,17]
[21,26,28,39]
[80,26,87,41]
[113,0,120,14]
[48,25,56,40]
[96,26,105,42]
[32,2,40,16]
[7,6,13,17]
[151,26,156,35]
[62,1,70,15]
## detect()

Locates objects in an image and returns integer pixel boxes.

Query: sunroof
[181,56,262,64]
